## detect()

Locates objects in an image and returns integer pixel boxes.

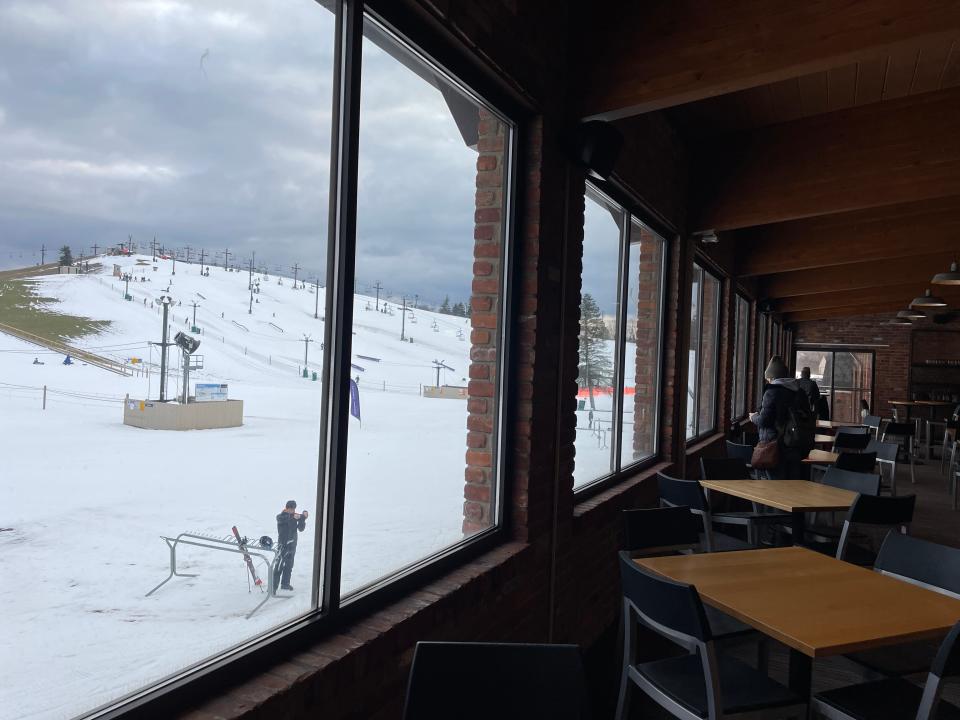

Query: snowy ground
[0,255,525,720]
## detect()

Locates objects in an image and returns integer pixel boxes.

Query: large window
[574,185,666,490]
[794,349,874,423]
[756,312,770,399]
[0,3,515,718]
[686,263,721,440]
[731,294,750,420]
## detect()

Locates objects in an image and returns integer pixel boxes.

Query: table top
[814,433,835,444]
[889,399,955,406]
[802,449,840,465]
[700,479,855,512]
[635,547,960,657]
[817,420,865,429]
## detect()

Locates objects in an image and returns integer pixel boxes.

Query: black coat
[756,382,801,443]
[277,511,306,549]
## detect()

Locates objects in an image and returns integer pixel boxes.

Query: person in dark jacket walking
[750,356,811,479]
[796,367,821,414]
[274,500,308,593]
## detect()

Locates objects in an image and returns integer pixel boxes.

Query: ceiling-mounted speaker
[570,121,623,180]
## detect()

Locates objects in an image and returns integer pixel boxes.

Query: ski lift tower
[174,332,202,404]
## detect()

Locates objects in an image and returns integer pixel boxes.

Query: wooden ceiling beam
[761,252,957,298]
[735,197,960,277]
[693,87,960,232]
[774,283,960,313]
[580,0,960,120]
[783,303,913,323]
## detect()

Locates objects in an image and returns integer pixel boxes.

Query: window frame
[731,292,751,421]
[573,180,670,499]
[686,260,722,443]
[91,2,526,717]
[793,346,877,424]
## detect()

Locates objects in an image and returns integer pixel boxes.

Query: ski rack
[146,531,282,619]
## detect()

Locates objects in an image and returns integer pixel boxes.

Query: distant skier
[32,357,43,365]
[63,355,73,365]
[274,500,308,593]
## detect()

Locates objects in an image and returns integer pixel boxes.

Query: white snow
[0,255,519,720]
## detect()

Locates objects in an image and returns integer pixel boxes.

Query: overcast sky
[0,0,483,307]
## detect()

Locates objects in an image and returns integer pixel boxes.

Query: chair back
[875,532,960,599]
[834,451,877,473]
[883,421,915,438]
[863,414,882,430]
[622,507,700,556]
[657,472,708,513]
[822,467,881,496]
[836,426,870,436]
[833,433,871,452]
[403,642,590,720]
[700,457,750,480]
[866,439,899,463]
[932,622,960,679]
[847,493,916,526]
[618,552,711,644]
[724,440,754,466]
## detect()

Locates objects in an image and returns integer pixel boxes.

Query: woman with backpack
[749,356,814,479]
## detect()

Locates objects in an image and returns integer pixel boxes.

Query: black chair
[616,553,806,720]
[700,457,751,480]
[836,493,917,565]
[882,421,917,485]
[621,508,768,671]
[832,432,871,453]
[836,426,870,436]
[834,451,877,473]
[804,468,882,548]
[622,506,701,557]
[812,621,960,720]
[867,438,901,495]
[863,414,883,438]
[847,533,960,677]
[403,641,590,720]
[657,473,789,551]
[724,441,757,475]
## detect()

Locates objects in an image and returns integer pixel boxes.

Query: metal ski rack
[145,531,282,619]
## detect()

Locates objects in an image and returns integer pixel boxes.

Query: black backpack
[781,389,816,450]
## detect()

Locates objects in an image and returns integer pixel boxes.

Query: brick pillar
[630,227,663,460]
[698,273,719,432]
[463,109,506,535]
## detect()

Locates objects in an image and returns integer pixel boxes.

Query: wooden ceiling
[580,0,960,324]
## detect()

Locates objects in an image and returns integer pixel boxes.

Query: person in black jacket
[274,500,308,593]
[750,356,810,479]
[796,367,821,414]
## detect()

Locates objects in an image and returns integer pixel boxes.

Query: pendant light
[932,261,960,285]
[889,316,913,325]
[910,289,948,308]
[897,308,926,319]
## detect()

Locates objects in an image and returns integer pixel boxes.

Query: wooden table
[635,547,960,696]
[817,419,865,429]
[700,479,855,545]
[802,449,838,465]
[814,433,835,445]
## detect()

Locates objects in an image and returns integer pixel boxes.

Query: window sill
[167,541,533,719]
[573,460,668,520]
[685,431,725,456]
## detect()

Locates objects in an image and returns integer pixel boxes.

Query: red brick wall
[631,227,664,460]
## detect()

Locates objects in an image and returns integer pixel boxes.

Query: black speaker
[570,120,623,180]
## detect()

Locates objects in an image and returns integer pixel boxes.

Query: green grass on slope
[0,278,110,343]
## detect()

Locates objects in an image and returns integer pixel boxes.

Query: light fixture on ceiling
[889,316,913,325]
[694,230,719,244]
[898,308,926,319]
[910,288,948,308]
[932,260,960,285]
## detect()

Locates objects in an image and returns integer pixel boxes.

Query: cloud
[9,158,179,181]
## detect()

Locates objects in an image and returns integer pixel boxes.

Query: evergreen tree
[452,301,465,317]
[440,295,451,314]
[577,293,614,410]
[59,245,73,266]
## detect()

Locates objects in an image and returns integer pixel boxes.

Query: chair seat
[804,539,878,566]
[704,605,754,639]
[636,652,803,718]
[846,639,940,676]
[815,677,960,720]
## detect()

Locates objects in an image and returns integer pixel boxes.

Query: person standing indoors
[274,500,308,593]
[750,356,815,479]
[796,366,821,414]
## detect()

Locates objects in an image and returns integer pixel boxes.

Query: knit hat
[764,356,789,381]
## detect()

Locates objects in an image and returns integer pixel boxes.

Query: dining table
[635,547,960,697]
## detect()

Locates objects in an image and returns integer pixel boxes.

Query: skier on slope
[274,500,308,593]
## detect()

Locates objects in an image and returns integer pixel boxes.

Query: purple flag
[349,378,361,422]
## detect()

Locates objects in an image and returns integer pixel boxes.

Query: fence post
[42,385,47,410]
